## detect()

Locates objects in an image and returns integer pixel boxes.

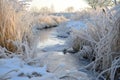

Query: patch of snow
[56,20,87,37]
[0,57,48,80]
[0,57,91,80]
[56,52,64,55]
[66,20,87,30]
[38,37,65,48]
[11,77,29,80]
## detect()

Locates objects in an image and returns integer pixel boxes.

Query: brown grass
[0,0,32,52]
[0,0,17,52]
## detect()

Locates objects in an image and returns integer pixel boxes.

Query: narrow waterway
[34,26,94,80]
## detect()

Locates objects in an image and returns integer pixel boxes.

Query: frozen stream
[0,22,95,80]
[36,27,94,80]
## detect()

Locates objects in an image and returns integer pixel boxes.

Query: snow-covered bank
[0,57,48,80]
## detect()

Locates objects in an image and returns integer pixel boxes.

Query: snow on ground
[0,18,94,80]
[56,20,87,38]
[66,20,87,30]
[0,57,48,80]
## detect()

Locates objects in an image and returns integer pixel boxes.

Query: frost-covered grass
[65,6,120,79]
[0,0,43,79]
[0,0,20,52]
[0,0,33,54]
[32,15,68,30]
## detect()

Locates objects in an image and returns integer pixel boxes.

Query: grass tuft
[0,0,32,53]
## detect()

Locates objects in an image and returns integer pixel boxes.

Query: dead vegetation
[0,0,33,56]
[68,6,120,79]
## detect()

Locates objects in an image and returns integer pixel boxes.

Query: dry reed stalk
[0,0,32,53]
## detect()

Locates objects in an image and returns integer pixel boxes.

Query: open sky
[30,0,90,12]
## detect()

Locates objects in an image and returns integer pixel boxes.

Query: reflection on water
[37,28,55,42]
[37,27,66,50]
